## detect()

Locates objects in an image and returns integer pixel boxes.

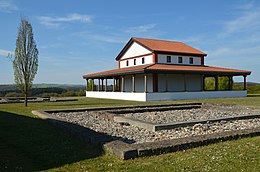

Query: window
[167,56,171,63]
[189,57,193,64]
[178,56,183,63]
[134,59,136,65]
[126,60,129,66]
[142,57,145,64]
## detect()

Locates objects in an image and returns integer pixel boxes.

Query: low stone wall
[104,127,260,159]
[114,114,260,132]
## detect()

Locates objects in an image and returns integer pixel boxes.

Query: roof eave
[145,69,251,76]
[83,69,146,79]
[154,50,207,57]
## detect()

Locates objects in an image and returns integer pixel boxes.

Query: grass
[0,97,260,171]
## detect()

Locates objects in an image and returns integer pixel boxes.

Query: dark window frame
[142,57,145,64]
[189,57,194,64]
[178,56,183,63]
[126,60,129,66]
[134,59,136,65]
[166,56,171,63]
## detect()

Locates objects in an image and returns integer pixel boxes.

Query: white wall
[120,54,153,68]
[157,54,201,65]
[121,42,151,60]
[120,74,153,92]
[86,91,146,101]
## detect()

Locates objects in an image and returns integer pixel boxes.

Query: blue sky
[0,0,260,84]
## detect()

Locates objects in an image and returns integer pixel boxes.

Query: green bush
[76,90,85,96]
[40,92,60,97]
[61,91,77,97]
[5,92,23,97]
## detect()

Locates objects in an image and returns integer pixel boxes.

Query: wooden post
[86,79,88,91]
[215,75,218,91]
[201,75,204,91]
[105,78,107,92]
[132,75,135,92]
[101,79,103,91]
[98,79,100,91]
[113,77,115,92]
[153,73,158,92]
[121,76,125,92]
[228,76,233,90]
[118,78,120,92]
[243,75,247,90]
[92,79,94,91]
[144,74,147,93]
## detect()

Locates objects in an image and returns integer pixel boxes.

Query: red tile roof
[83,64,151,78]
[134,38,207,55]
[116,37,207,60]
[147,64,250,74]
[83,64,251,79]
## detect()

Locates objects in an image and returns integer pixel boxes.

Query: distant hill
[0,84,86,97]
[0,85,18,92]
[234,82,260,86]
[33,83,85,91]
[0,84,85,92]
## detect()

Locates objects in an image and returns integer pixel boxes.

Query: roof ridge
[133,37,182,43]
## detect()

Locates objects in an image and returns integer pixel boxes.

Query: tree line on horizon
[1,80,259,98]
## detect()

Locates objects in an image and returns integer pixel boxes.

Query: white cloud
[235,1,255,10]
[0,49,13,56]
[226,12,260,33]
[124,24,156,33]
[38,13,92,27]
[219,3,260,38]
[0,0,18,13]
[72,31,126,44]
[208,46,260,65]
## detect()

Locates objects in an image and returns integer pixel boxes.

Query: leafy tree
[218,76,230,90]
[11,18,39,106]
[204,77,215,90]
[204,76,230,91]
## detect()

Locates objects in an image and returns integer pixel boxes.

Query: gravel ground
[52,104,260,144]
[123,104,259,124]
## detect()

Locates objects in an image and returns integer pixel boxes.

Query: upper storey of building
[116,37,207,68]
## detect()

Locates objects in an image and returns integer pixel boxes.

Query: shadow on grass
[0,111,103,171]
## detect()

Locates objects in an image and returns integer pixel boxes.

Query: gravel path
[52,104,260,144]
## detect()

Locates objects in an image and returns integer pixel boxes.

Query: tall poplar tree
[13,18,38,106]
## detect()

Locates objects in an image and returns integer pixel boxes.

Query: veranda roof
[83,64,251,79]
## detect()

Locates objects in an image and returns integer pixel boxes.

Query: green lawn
[0,97,260,171]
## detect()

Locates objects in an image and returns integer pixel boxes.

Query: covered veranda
[83,64,251,101]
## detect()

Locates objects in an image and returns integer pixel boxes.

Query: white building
[83,37,251,101]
